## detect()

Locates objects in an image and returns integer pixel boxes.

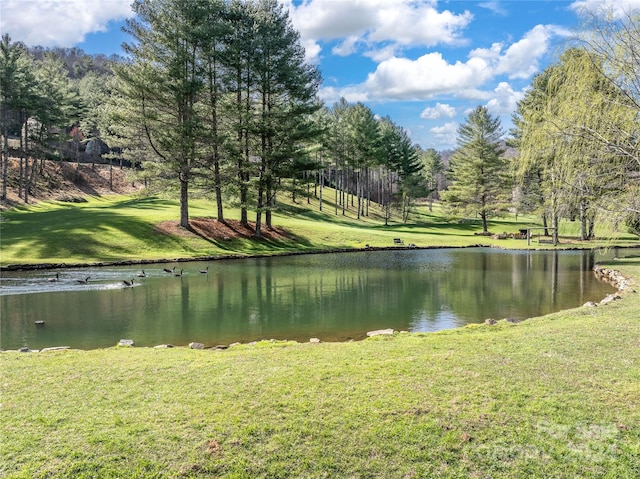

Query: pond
[0,248,619,350]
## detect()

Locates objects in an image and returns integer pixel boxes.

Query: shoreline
[2,243,636,272]
[3,259,632,354]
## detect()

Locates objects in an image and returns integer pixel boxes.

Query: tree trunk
[334,162,338,216]
[579,199,588,241]
[28,157,37,198]
[23,118,30,204]
[481,211,488,234]
[319,168,323,212]
[179,177,189,228]
[1,124,8,204]
[356,170,361,220]
[265,175,274,229]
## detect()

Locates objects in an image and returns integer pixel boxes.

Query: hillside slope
[1,158,142,210]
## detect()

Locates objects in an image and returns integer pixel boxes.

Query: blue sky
[2,0,638,150]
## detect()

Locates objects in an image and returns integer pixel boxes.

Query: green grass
[2,258,640,478]
[2,189,640,477]
[1,189,637,266]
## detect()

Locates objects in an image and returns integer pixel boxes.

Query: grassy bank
[2,258,640,478]
[1,190,637,267]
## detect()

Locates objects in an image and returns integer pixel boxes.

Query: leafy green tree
[343,102,380,219]
[376,116,422,224]
[421,148,444,211]
[117,0,206,228]
[0,35,33,203]
[250,0,321,237]
[198,0,230,222]
[512,48,634,241]
[29,53,79,199]
[442,106,508,234]
[223,0,257,227]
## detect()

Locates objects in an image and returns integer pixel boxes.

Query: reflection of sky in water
[0,248,627,350]
[410,308,461,333]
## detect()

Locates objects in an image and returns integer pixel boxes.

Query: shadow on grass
[187,220,314,253]
[2,197,191,262]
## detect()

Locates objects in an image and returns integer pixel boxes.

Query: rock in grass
[154,344,175,349]
[189,342,205,350]
[40,346,70,352]
[310,338,321,344]
[600,293,622,305]
[118,339,135,347]
[485,318,498,325]
[366,328,394,337]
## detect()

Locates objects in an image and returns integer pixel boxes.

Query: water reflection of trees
[1,250,615,349]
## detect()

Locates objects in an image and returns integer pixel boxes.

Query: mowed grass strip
[2,259,640,478]
[1,190,637,266]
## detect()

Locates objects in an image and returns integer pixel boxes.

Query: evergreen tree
[250,0,321,237]
[421,148,444,211]
[117,0,207,228]
[442,106,508,234]
[0,35,32,203]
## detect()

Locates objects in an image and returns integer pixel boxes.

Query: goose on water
[174,269,184,277]
[163,266,175,274]
[122,279,135,287]
[199,266,209,274]
[48,273,60,282]
[76,277,90,284]
[136,270,146,278]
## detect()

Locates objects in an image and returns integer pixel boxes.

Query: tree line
[2,2,639,240]
[425,8,640,239]
[0,0,437,237]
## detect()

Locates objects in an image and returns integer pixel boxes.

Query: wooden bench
[393,238,404,245]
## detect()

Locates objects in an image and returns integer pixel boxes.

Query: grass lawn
[2,258,640,478]
[1,189,637,267]
[2,189,640,477]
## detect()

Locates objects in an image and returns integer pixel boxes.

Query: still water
[0,248,617,350]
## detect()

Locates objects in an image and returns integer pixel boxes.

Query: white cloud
[332,36,360,57]
[319,85,370,104]
[570,0,640,18]
[364,53,493,100]
[494,25,556,79]
[349,22,564,102]
[364,44,399,63]
[484,82,525,115]
[369,4,473,47]
[286,0,472,62]
[478,1,508,16]
[420,103,456,120]
[0,0,134,47]
[430,122,459,148]
[470,42,503,63]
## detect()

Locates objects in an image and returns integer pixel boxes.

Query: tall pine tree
[442,106,508,234]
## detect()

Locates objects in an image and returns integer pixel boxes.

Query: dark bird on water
[199,266,209,274]
[122,279,135,287]
[163,266,175,274]
[136,270,146,278]
[174,269,184,277]
[76,277,90,284]
[48,273,60,282]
